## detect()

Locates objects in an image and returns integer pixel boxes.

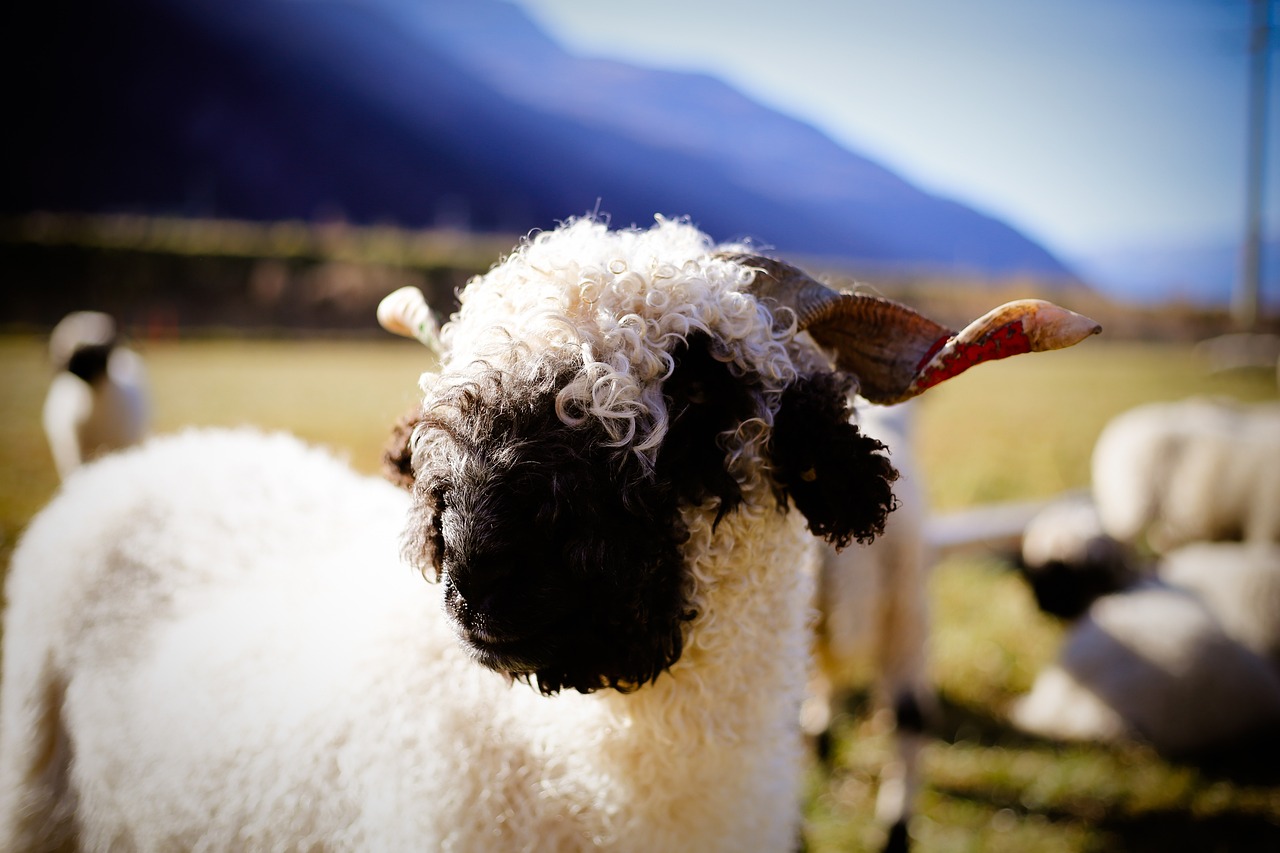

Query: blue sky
[514,0,1276,267]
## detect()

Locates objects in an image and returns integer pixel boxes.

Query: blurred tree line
[2,213,1270,342]
[0,214,510,338]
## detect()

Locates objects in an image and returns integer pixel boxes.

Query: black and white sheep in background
[1012,496,1280,756]
[1,218,1098,852]
[1014,493,1143,621]
[41,310,149,480]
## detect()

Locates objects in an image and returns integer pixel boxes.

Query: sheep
[1090,397,1280,553]
[41,310,149,480]
[803,400,933,852]
[1013,501,1280,756]
[1015,494,1145,620]
[1160,541,1280,669]
[0,217,1099,852]
[1009,563,1280,757]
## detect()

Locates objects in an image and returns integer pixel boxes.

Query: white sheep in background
[41,310,149,480]
[1,218,1098,852]
[1090,397,1280,553]
[1010,560,1280,757]
[1013,500,1280,755]
[1012,402,1280,756]
[1160,541,1280,668]
[804,400,933,852]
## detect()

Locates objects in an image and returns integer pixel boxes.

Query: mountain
[5,0,1075,279]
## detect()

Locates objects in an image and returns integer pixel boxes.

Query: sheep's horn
[377,286,441,351]
[724,253,1101,404]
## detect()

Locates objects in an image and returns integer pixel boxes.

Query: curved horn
[377,286,441,351]
[724,253,1101,404]
[718,253,849,329]
[899,299,1101,399]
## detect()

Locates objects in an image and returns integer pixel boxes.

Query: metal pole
[1236,0,1272,330]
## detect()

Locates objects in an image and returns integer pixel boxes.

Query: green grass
[2,334,1278,850]
[0,335,432,565]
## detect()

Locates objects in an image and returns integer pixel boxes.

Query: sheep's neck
[569,501,816,848]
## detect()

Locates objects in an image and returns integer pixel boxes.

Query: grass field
[1,333,1278,851]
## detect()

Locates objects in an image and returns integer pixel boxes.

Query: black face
[429,409,693,694]
[66,343,114,384]
[404,336,753,694]
[1016,538,1139,621]
[396,334,899,694]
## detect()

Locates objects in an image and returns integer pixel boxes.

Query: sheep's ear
[382,407,422,490]
[404,478,448,582]
[769,372,898,550]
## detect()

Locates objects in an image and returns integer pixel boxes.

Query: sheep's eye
[430,483,451,512]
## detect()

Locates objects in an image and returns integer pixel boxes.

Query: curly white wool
[439,217,797,463]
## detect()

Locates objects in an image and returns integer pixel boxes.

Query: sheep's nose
[447,553,521,613]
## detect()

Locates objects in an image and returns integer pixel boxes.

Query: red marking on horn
[912,322,1033,394]
[914,333,952,373]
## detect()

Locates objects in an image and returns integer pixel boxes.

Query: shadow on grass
[928,690,1280,786]
[926,690,1051,750]
[1185,729,1280,787]
[1084,811,1280,853]
[923,691,1280,851]
[936,782,1280,853]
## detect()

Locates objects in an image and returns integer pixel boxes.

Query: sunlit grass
[914,341,1280,510]
[1,334,1278,850]
[139,337,432,471]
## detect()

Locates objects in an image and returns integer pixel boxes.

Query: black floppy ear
[769,371,898,549]
[382,407,423,490]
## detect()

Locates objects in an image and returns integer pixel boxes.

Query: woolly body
[2,427,815,850]
[1091,397,1280,551]
[3,219,879,851]
[1160,541,1280,667]
[1010,576,1280,755]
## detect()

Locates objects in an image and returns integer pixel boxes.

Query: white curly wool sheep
[41,311,149,480]
[1,218,1098,852]
[1090,397,1280,552]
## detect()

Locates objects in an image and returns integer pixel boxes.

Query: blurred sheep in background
[42,311,150,480]
[1011,541,1280,756]
[1015,493,1143,621]
[805,400,934,853]
[1011,405,1280,757]
[1160,541,1280,670]
[1090,397,1280,553]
